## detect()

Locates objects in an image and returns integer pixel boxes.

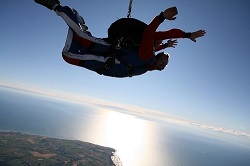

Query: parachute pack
[107,18,148,51]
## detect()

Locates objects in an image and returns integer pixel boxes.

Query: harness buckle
[104,58,115,70]
[104,63,111,69]
[115,37,123,50]
[127,64,133,70]
[115,44,121,50]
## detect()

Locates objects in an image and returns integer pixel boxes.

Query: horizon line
[0,81,249,139]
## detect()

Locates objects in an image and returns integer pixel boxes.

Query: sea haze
[0,86,250,166]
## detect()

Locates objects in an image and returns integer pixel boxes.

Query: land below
[0,131,118,166]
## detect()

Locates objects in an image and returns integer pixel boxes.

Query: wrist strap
[185,32,191,38]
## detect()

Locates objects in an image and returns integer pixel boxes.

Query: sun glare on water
[101,110,153,166]
[104,111,145,148]
[76,108,160,166]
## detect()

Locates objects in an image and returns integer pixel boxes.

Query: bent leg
[62,28,112,68]
[55,6,109,46]
[62,29,83,66]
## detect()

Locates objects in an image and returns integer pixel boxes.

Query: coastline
[0,130,122,166]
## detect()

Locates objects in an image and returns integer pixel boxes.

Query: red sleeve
[139,14,187,60]
[154,28,186,41]
[139,17,162,60]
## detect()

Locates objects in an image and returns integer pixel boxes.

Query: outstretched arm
[154,7,206,42]
[139,7,177,60]
[189,30,206,42]
[162,7,206,42]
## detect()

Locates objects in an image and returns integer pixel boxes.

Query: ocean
[0,86,250,166]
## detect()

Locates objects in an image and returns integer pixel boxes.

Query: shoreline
[0,130,122,166]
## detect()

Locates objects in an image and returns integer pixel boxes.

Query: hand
[190,30,206,42]
[163,7,178,20]
[167,39,178,48]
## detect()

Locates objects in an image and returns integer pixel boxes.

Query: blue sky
[1,0,250,134]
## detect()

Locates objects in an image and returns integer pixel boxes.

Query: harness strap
[110,45,151,77]
[89,41,150,77]
[115,55,134,77]
[110,45,135,76]
[96,57,115,75]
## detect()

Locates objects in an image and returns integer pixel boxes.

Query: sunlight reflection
[101,110,150,166]
[76,108,161,166]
